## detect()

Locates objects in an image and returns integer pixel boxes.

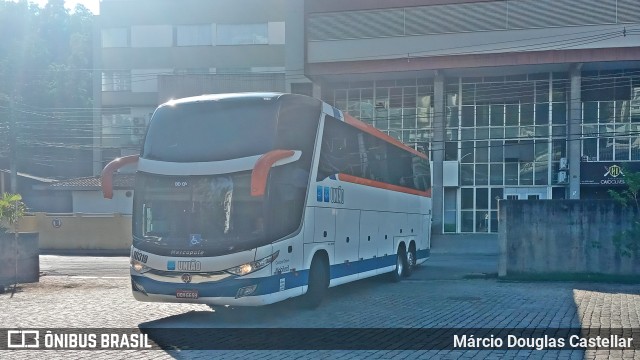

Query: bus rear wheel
[389,247,407,283]
[301,254,329,309]
[403,245,416,277]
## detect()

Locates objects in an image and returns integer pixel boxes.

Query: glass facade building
[325,71,640,233]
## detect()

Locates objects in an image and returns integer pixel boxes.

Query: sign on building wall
[580,162,640,186]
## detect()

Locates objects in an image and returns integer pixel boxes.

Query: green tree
[0,193,26,231]
[0,192,27,293]
[608,166,640,258]
[0,0,94,178]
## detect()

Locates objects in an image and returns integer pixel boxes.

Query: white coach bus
[101,93,432,307]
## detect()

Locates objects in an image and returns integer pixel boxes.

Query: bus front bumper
[130,270,306,306]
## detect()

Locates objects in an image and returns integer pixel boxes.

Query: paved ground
[1,235,639,359]
[39,255,129,277]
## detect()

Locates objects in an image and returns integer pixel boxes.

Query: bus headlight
[225,251,279,276]
[130,259,151,274]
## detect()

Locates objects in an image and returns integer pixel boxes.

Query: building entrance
[503,187,547,200]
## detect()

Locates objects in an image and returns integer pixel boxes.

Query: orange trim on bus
[101,155,139,199]
[251,149,296,197]
[342,113,428,160]
[338,173,431,198]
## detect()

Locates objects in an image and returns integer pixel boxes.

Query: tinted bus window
[143,99,279,162]
[318,115,431,192]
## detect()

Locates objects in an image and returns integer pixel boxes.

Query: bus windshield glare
[143,99,279,162]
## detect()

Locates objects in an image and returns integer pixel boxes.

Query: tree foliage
[0,193,26,231]
[0,0,94,177]
[608,166,640,258]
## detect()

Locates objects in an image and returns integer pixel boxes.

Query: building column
[284,0,311,94]
[432,73,445,233]
[92,17,103,176]
[568,64,582,199]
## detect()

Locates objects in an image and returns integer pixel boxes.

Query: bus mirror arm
[250,150,298,197]
[101,154,140,199]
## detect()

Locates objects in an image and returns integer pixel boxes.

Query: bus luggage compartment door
[358,211,379,271]
[334,209,360,266]
[313,207,335,243]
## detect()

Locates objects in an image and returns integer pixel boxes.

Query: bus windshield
[133,95,321,256]
[133,171,268,255]
[143,99,280,162]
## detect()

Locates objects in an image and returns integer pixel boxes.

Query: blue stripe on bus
[329,255,396,279]
[132,252,429,299]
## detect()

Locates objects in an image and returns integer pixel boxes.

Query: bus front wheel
[301,254,329,309]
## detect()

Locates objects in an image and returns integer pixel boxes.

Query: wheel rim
[407,251,415,267]
[396,253,404,276]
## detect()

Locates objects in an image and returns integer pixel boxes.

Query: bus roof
[160,92,286,107]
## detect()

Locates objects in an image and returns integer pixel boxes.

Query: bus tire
[301,254,329,309]
[403,243,416,277]
[389,246,406,283]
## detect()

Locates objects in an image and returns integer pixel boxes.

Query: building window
[131,25,173,47]
[102,28,129,47]
[176,24,213,46]
[443,188,457,233]
[580,72,640,161]
[217,23,268,45]
[102,71,131,92]
[331,79,433,159]
[102,112,132,148]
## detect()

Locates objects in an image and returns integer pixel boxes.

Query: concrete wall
[498,200,639,276]
[27,213,131,252]
[0,232,39,285]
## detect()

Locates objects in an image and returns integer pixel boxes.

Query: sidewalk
[417,233,499,280]
[431,233,499,255]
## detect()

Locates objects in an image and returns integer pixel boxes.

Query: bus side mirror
[250,150,300,197]
[101,155,139,199]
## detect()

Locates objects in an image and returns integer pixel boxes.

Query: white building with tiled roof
[38,174,135,214]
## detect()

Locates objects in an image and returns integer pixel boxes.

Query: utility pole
[9,99,17,193]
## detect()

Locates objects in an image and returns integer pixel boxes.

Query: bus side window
[318,138,345,179]
[317,117,353,180]
[412,157,431,191]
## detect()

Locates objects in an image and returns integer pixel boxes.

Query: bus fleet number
[174,181,188,187]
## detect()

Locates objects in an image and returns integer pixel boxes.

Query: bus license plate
[176,289,199,299]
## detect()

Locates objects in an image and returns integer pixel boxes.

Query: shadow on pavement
[139,275,391,329]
